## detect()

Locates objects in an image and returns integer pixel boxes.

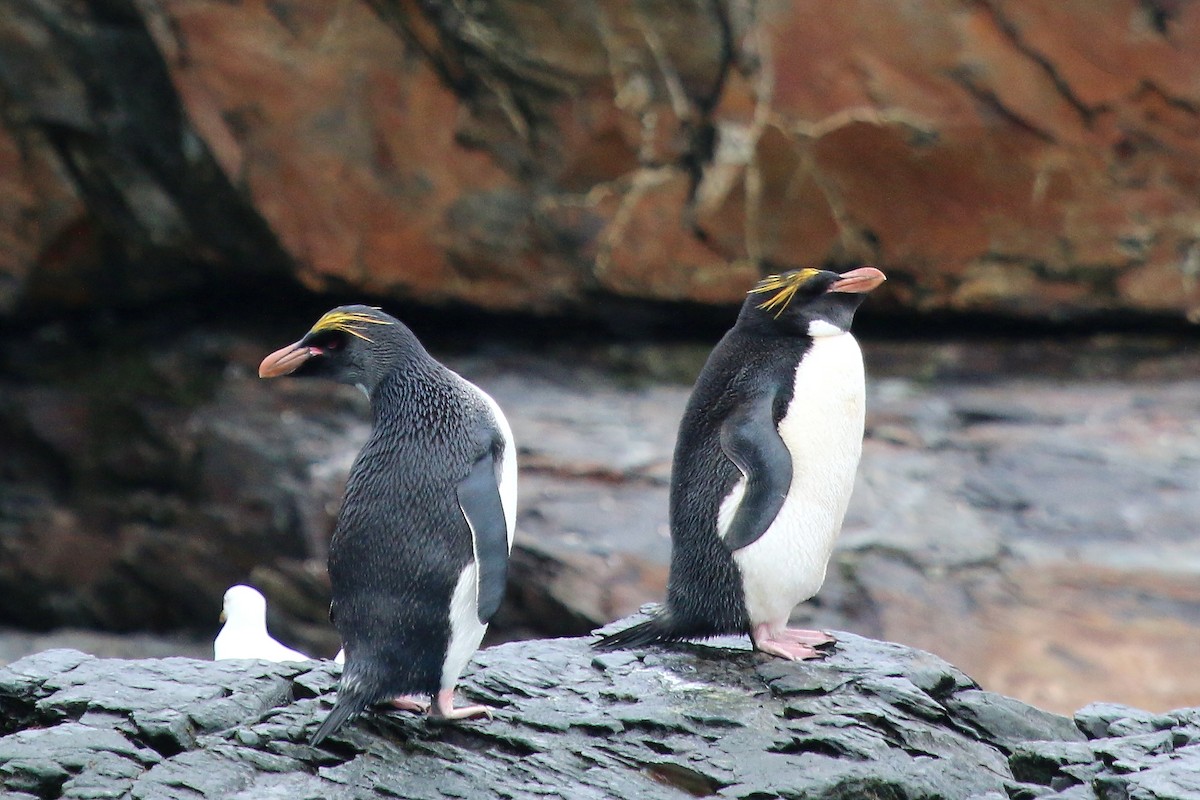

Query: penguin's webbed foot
[778,627,836,648]
[754,638,822,661]
[389,694,432,713]
[431,688,495,721]
[752,624,833,661]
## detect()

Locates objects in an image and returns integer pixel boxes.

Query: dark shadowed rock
[0,0,292,315]
[3,627,1200,799]
[0,325,362,656]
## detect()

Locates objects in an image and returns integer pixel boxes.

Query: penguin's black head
[738,266,886,336]
[258,305,420,395]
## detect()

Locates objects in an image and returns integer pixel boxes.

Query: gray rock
[7,627,1200,800]
[0,627,211,666]
[0,628,1175,800]
[944,690,1087,749]
[1074,701,1177,739]
[0,722,160,798]
[1089,744,1200,800]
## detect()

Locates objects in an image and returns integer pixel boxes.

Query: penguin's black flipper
[457,447,510,624]
[718,393,793,552]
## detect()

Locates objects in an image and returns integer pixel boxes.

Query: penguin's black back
[663,326,812,637]
[330,358,495,699]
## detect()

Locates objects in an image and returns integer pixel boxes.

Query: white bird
[214,584,312,662]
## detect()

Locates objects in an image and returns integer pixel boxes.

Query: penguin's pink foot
[431,688,495,721]
[752,624,827,661]
[778,628,836,647]
[389,694,431,713]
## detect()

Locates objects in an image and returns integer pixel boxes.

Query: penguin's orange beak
[830,266,886,294]
[259,341,319,378]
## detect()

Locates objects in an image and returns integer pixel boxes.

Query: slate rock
[1089,743,1200,800]
[1074,701,1177,739]
[5,625,1200,800]
[0,631,1051,800]
[944,689,1087,749]
[1008,740,1097,787]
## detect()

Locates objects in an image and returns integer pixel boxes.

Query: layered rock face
[3,629,1200,800]
[2,0,1200,320]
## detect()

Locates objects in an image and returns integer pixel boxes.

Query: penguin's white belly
[440,379,518,691]
[730,332,865,627]
[442,561,487,690]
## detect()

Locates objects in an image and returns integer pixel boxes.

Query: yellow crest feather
[747,269,821,317]
[309,309,393,342]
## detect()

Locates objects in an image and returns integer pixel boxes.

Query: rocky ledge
[2,621,1198,800]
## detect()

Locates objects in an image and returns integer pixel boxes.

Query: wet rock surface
[7,628,1200,800]
[6,627,1200,800]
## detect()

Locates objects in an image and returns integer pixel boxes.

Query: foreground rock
[4,627,1199,800]
[3,1,1200,321]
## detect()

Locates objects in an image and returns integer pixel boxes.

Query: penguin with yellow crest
[259,305,517,745]
[595,267,886,659]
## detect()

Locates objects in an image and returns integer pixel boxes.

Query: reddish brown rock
[763,0,1200,320]
[147,0,527,308]
[4,0,1200,320]
[0,0,294,312]
[594,168,758,303]
[0,119,93,314]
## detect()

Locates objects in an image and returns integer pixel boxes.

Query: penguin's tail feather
[592,611,682,650]
[309,687,370,747]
